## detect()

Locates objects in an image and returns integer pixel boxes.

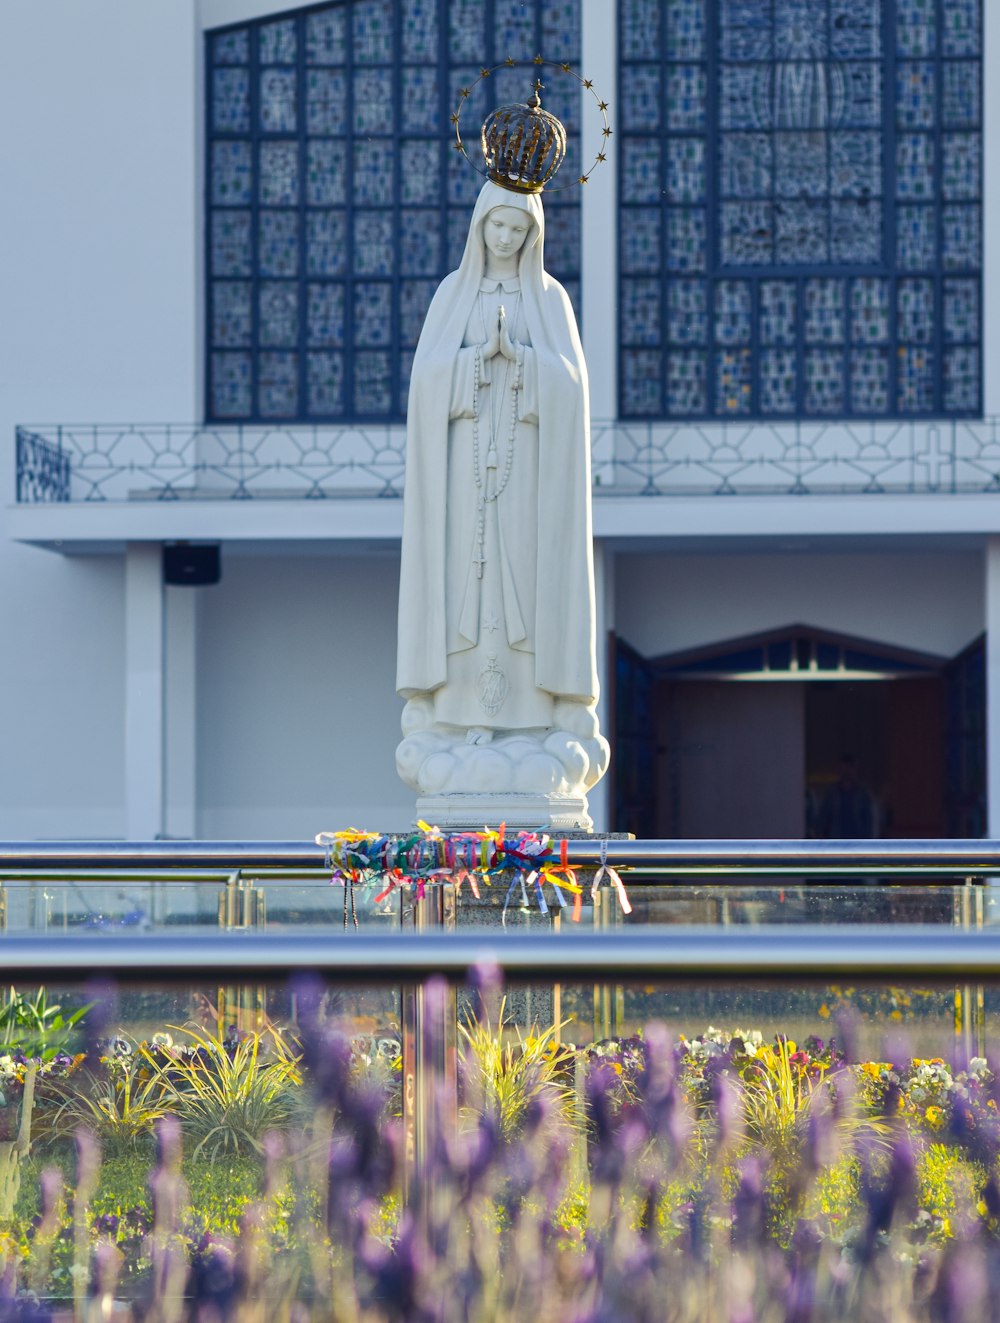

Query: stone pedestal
[414,791,593,831]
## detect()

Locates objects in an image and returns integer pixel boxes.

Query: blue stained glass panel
[495,0,534,58]
[830,201,881,262]
[667,353,706,414]
[942,205,981,270]
[354,283,392,347]
[354,212,393,277]
[666,65,707,131]
[621,210,661,275]
[719,65,757,129]
[850,279,890,343]
[259,211,299,277]
[259,142,298,206]
[354,351,393,414]
[804,280,845,344]
[775,200,827,264]
[898,346,934,411]
[259,282,298,347]
[897,0,936,56]
[721,202,772,266]
[213,69,250,133]
[211,141,252,205]
[307,284,345,347]
[622,350,662,415]
[829,132,881,196]
[759,281,796,345]
[667,140,705,203]
[896,62,935,128]
[622,141,661,204]
[211,352,252,417]
[211,281,251,347]
[721,134,771,197]
[943,279,978,342]
[402,211,441,276]
[622,279,661,346]
[944,347,979,410]
[760,349,796,413]
[667,209,706,272]
[831,0,881,58]
[354,69,393,135]
[667,0,706,59]
[261,70,297,133]
[621,0,661,62]
[543,1,582,60]
[353,142,393,206]
[851,348,889,411]
[305,211,345,278]
[306,70,347,135]
[211,211,252,277]
[402,68,439,135]
[448,209,470,269]
[307,352,344,415]
[306,10,346,65]
[776,134,827,199]
[942,62,980,126]
[715,281,751,345]
[896,205,935,269]
[621,66,661,132]
[259,352,298,417]
[401,140,440,206]
[942,0,980,56]
[400,280,435,346]
[212,30,248,65]
[805,349,845,414]
[895,134,935,199]
[448,0,484,60]
[543,206,580,276]
[402,0,438,60]
[941,134,981,200]
[716,349,752,415]
[842,62,881,127]
[260,20,296,65]
[720,9,772,62]
[354,0,394,63]
[898,278,934,343]
[668,280,708,344]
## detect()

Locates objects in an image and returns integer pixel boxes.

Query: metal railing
[15,417,1000,503]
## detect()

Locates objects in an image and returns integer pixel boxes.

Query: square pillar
[125,543,164,839]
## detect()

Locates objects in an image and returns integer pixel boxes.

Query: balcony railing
[15,417,1000,503]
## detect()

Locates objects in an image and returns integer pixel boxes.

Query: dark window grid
[207,2,582,424]
[617,1,981,422]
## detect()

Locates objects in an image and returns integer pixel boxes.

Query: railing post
[217,871,267,1032]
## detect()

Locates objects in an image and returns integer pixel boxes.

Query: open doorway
[611,626,983,839]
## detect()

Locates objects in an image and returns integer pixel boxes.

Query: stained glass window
[619,0,982,418]
[207,1,582,421]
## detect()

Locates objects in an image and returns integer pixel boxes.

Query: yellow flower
[925,1105,945,1130]
[818,1004,830,1020]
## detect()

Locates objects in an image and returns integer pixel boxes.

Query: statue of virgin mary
[395,97,609,829]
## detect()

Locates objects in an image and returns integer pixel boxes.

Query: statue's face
[483,206,532,262]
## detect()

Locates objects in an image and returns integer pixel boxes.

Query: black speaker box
[163,544,221,586]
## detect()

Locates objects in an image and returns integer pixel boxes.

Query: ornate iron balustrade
[15,418,1000,502]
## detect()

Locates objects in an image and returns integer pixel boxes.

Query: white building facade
[2,0,998,841]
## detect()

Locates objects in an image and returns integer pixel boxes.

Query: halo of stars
[451,55,611,193]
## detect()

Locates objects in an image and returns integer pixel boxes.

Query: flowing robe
[397,181,598,730]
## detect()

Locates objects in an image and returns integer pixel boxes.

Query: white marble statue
[395,179,609,829]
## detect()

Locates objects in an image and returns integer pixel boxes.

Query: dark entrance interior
[612,626,985,839]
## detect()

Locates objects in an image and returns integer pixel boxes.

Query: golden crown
[481,81,566,194]
[452,57,611,193]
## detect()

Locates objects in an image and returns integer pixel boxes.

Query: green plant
[146,1025,302,1158]
[457,998,577,1142]
[0,988,89,1061]
[50,1047,175,1156]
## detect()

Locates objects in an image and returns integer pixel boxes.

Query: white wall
[615,550,985,662]
[196,551,414,836]
[0,1,198,837]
